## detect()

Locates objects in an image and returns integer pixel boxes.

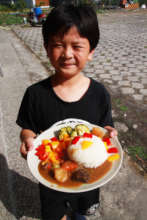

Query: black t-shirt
[16,77,114,218]
[16,77,113,133]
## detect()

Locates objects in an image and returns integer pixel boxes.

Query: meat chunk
[71,167,90,183]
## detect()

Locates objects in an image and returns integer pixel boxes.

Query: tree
[15,0,26,11]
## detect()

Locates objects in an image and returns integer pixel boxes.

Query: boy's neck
[50,72,90,102]
[51,72,87,87]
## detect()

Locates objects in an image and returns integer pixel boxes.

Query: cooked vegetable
[108,154,120,162]
[108,147,118,154]
[71,136,80,144]
[75,124,90,136]
[60,127,67,132]
[83,133,93,138]
[58,124,90,139]
[35,145,48,161]
[70,129,78,138]
[58,131,68,140]
[62,161,78,171]
[66,126,73,135]
[54,167,69,183]
[103,137,111,146]
[91,127,105,138]
[36,123,120,185]
[58,126,73,140]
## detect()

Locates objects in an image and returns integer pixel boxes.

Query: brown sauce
[38,160,112,188]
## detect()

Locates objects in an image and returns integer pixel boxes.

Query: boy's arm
[20,129,36,159]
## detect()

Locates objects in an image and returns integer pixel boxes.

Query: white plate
[27,118,123,193]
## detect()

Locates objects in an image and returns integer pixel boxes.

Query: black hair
[42,3,100,51]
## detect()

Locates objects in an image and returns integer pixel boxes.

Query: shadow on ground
[0,154,41,219]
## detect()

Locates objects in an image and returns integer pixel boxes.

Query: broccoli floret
[58,127,68,140]
[60,127,67,132]
[75,124,90,136]
[66,126,73,135]
[70,129,78,138]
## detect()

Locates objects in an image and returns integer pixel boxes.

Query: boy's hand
[20,137,34,159]
[104,126,118,138]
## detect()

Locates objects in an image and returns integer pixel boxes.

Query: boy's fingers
[26,138,34,151]
[20,142,28,159]
[20,138,34,159]
[104,126,118,137]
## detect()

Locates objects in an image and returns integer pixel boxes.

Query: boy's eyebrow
[50,39,86,45]
[72,40,86,44]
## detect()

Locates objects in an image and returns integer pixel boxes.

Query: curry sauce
[38,160,112,188]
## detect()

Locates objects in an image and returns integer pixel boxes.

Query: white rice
[67,135,108,168]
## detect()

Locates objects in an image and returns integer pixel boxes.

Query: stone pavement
[0,28,48,220]
[0,9,147,220]
[12,9,147,108]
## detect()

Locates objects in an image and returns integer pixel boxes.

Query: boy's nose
[63,46,73,59]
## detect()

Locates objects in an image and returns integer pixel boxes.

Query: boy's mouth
[60,62,75,67]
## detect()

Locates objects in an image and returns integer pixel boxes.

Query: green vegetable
[60,127,67,132]
[70,129,78,138]
[75,124,90,136]
[58,124,90,139]
[66,126,73,135]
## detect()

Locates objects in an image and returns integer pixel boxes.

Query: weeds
[119,105,128,112]
[0,13,23,25]
[128,146,147,161]
[114,98,121,105]
[114,98,128,112]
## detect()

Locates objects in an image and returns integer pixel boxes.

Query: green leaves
[114,98,128,112]
[0,13,23,26]
[128,146,147,161]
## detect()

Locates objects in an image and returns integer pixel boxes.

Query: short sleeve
[99,91,114,128]
[16,88,38,133]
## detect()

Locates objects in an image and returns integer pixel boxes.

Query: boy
[16,3,117,220]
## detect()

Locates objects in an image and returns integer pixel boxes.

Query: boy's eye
[73,45,83,49]
[52,43,63,48]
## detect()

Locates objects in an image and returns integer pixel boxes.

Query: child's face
[45,26,94,78]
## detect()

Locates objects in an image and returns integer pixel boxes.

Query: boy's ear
[88,49,95,61]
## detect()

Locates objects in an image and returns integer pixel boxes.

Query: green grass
[114,98,128,112]
[128,146,147,161]
[96,9,105,14]
[119,105,128,112]
[0,13,23,25]
[114,98,121,105]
